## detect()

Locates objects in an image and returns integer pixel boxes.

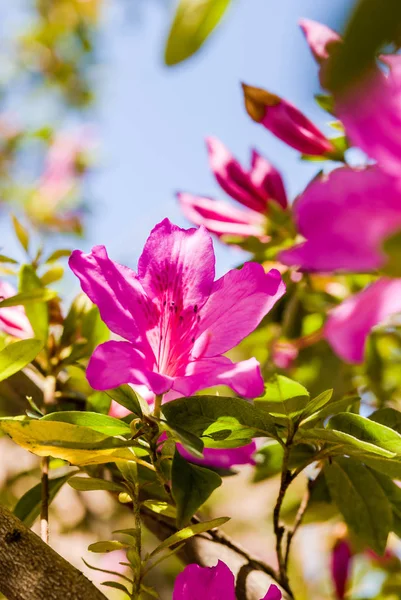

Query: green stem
[153,394,163,419]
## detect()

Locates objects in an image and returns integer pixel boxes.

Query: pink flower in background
[178,138,287,240]
[330,539,352,600]
[299,18,341,64]
[70,219,285,399]
[242,83,334,156]
[272,341,299,369]
[178,441,257,469]
[325,278,401,364]
[0,281,33,339]
[280,166,401,272]
[173,561,282,600]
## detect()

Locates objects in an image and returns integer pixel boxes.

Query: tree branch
[0,504,107,600]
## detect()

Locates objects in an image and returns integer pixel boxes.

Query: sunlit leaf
[0,339,43,382]
[149,516,229,557]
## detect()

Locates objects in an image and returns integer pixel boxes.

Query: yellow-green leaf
[0,339,43,382]
[149,516,229,557]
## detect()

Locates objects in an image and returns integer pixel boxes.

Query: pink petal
[178,441,257,469]
[178,192,266,238]
[335,66,401,177]
[69,246,156,349]
[331,539,352,600]
[325,278,401,363]
[0,281,33,339]
[299,18,341,63]
[262,585,282,600]
[193,265,285,358]
[250,150,288,209]
[87,340,173,394]
[137,218,215,309]
[173,561,236,600]
[206,137,283,212]
[280,166,401,272]
[173,355,264,398]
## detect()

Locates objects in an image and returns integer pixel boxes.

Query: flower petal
[173,561,236,600]
[325,278,401,363]
[193,265,285,358]
[250,150,288,208]
[280,166,401,272]
[0,282,33,339]
[178,192,266,238]
[177,441,257,469]
[173,356,264,398]
[262,584,282,600]
[137,218,215,309]
[87,340,173,394]
[299,18,341,63]
[69,246,156,347]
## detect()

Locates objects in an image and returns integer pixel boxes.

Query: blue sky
[1,0,351,285]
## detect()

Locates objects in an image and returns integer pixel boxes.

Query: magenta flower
[299,18,341,63]
[242,83,334,156]
[178,138,287,240]
[69,219,285,398]
[0,281,33,339]
[177,441,257,469]
[330,539,352,600]
[173,561,282,600]
[325,278,401,363]
[280,166,401,272]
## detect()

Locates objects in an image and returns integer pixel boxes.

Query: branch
[141,506,291,600]
[0,504,107,600]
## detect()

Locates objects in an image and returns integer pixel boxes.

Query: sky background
[1,0,352,285]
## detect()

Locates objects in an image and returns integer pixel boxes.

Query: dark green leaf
[101,581,130,596]
[68,477,125,493]
[165,423,204,459]
[324,457,392,554]
[164,0,231,66]
[19,265,48,341]
[382,229,401,277]
[370,408,401,433]
[369,469,401,536]
[13,474,71,527]
[105,385,144,418]
[0,339,43,382]
[41,411,131,436]
[171,449,222,527]
[162,395,277,447]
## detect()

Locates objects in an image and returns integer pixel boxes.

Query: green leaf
[297,426,396,459]
[41,411,131,436]
[105,385,144,418]
[362,456,401,480]
[324,457,392,555]
[87,391,112,415]
[300,389,333,421]
[171,449,222,527]
[300,395,360,428]
[40,265,64,286]
[68,477,125,493]
[12,215,29,253]
[162,395,277,447]
[0,289,57,308]
[149,516,229,557]
[165,423,204,459]
[101,581,130,597]
[0,339,43,382]
[369,469,401,536]
[19,265,48,341]
[0,254,18,265]
[369,408,401,433]
[253,441,284,483]
[255,375,309,419]
[89,541,130,553]
[0,419,150,466]
[142,500,177,519]
[13,474,71,527]
[44,249,72,264]
[164,0,231,66]
[328,413,401,454]
[381,229,401,277]
[314,93,334,114]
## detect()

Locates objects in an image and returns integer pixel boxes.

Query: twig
[284,479,314,570]
[40,456,49,544]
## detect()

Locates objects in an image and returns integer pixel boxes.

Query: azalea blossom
[325,278,401,364]
[330,539,352,600]
[173,561,282,600]
[70,219,285,399]
[178,137,287,240]
[177,441,257,469]
[299,18,341,64]
[0,281,33,339]
[242,83,334,156]
[280,166,401,272]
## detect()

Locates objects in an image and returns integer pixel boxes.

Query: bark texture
[0,504,107,600]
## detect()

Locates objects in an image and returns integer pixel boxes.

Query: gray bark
[0,504,107,600]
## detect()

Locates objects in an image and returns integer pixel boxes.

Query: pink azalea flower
[280,166,401,272]
[0,281,33,339]
[173,561,282,600]
[242,83,334,156]
[299,18,341,63]
[177,441,257,469]
[330,539,352,600]
[178,138,287,240]
[325,278,401,364]
[69,219,285,399]
[272,341,298,369]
